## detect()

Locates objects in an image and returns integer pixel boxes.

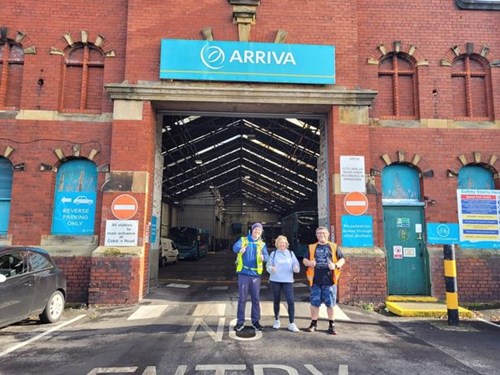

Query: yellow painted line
[386,296,438,302]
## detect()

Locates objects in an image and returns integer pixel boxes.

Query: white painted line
[193,303,226,316]
[166,283,190,289]
[127,305,169,320]
[0,314,86,358]
[207,286,228,291]
[476,317,500,328]
[318,305,351,321]
[293,282,308,288]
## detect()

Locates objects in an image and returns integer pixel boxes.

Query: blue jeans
[237,274,262,324]
[269,281,295,323]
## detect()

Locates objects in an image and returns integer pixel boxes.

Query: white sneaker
[288,322,300,332]
[272,319,280,329]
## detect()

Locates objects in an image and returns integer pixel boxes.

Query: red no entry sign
[344,191,368,216]
[111,194,138,220]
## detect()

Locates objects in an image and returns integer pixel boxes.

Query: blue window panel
[382,165,421,202]
[458,166,494,190]
[0,158,13,235]
[51,160,97,235]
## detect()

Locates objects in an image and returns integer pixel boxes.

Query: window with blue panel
[458,166,494,190]
[51,159,97,235]
[382,164,421,202]
[0,158,13,235]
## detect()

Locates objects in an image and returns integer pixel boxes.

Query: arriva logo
[200,45,297,70]
[200,45,225,70]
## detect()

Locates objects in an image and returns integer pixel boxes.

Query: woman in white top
[267,235,301,332]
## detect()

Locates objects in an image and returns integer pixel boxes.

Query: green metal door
[384,206,428,295]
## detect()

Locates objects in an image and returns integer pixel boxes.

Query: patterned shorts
[310,284,337,307]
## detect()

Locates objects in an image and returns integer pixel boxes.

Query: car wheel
[40,290,65,323]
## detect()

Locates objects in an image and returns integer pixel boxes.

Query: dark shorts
[310,284,337,307]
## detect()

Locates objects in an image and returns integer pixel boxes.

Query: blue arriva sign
[160,39,335,84]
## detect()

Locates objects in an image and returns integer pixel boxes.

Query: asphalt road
[0,251,498,375]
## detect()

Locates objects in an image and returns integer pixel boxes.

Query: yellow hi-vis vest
[235,237,264,275]
[306,241,341,286]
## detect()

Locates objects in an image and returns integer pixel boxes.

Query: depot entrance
[158,112,325,282]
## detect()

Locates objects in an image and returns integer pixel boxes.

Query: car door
[29,251,57,312]
[0,250,35,326]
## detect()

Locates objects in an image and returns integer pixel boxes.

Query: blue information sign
[51,191,96,235]
[341,215,373,247]
[426,223,459,245]
[160,39,335,84]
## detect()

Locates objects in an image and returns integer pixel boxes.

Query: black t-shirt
[304,243,344,286]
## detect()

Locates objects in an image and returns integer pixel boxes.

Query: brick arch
[49,30,116,57]
[448,151,499,178]
[367,40,429,67]
[371,150,433,177]
[0,144,21,165]
[440,42,499,67]
[42,143,102,172]
[0,27,36,55]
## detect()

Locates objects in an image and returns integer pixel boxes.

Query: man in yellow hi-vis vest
[232,222,269,332]
[303,226,345,334]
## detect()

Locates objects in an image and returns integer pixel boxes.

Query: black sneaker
[327,325,337,335]
[234,323,245,331]
[252,321,263,331]
[305,324,317,332]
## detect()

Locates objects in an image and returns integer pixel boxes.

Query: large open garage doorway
[158,112,326,283]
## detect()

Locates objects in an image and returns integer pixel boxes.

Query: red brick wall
[430,248,500,302]
[53,256,92,303]
[88,256,142,305]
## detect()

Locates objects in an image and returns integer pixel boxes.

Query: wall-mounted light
[12,163,25,172]
[98,164,110,173]
[422,169,434,178]
[447,169,458,178]
[40,163,53,171]
[370,168,381,176]
[424,196,437,206]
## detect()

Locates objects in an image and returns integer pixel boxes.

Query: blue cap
[252,223,263,231]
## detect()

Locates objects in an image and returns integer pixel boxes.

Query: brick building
[0,0,499,305]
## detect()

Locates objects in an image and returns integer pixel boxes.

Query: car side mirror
[0,274,6,283]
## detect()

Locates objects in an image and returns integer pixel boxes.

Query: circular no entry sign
[343,191,368,216]
[111,194,138,220]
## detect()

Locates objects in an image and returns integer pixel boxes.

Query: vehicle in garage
[170,226,209,260]
[159,238,179,266]
[281,211,318,259]
[0,246,67,328]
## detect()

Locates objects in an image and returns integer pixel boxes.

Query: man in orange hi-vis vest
[303,226,345,335]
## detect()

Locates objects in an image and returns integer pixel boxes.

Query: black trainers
[327,325,337,335]
[305,324,317,332]
[252,321,263,331]
[234,323,245,331]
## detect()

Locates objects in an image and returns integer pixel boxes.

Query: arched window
[0,41,24,108]
[458,165,494,190]
[378,53,418,119]
[382,164,421,203]
[0,157,13,235]
[51,159,97,235]
[452,54,492,120]
[62,44,104,112]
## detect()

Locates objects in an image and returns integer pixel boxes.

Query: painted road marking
[127,305,170,320]
[207,285,229,291]
[193,303,226,316]
[0,314,86,358]
[166,283,190,288]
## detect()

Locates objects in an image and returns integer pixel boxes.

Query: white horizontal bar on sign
[345,201,367,206]
[114,204,136,210]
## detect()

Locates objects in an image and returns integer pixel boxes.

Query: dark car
[0,246,67,328]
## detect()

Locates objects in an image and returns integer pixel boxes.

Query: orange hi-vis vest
[306,241,341,286]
